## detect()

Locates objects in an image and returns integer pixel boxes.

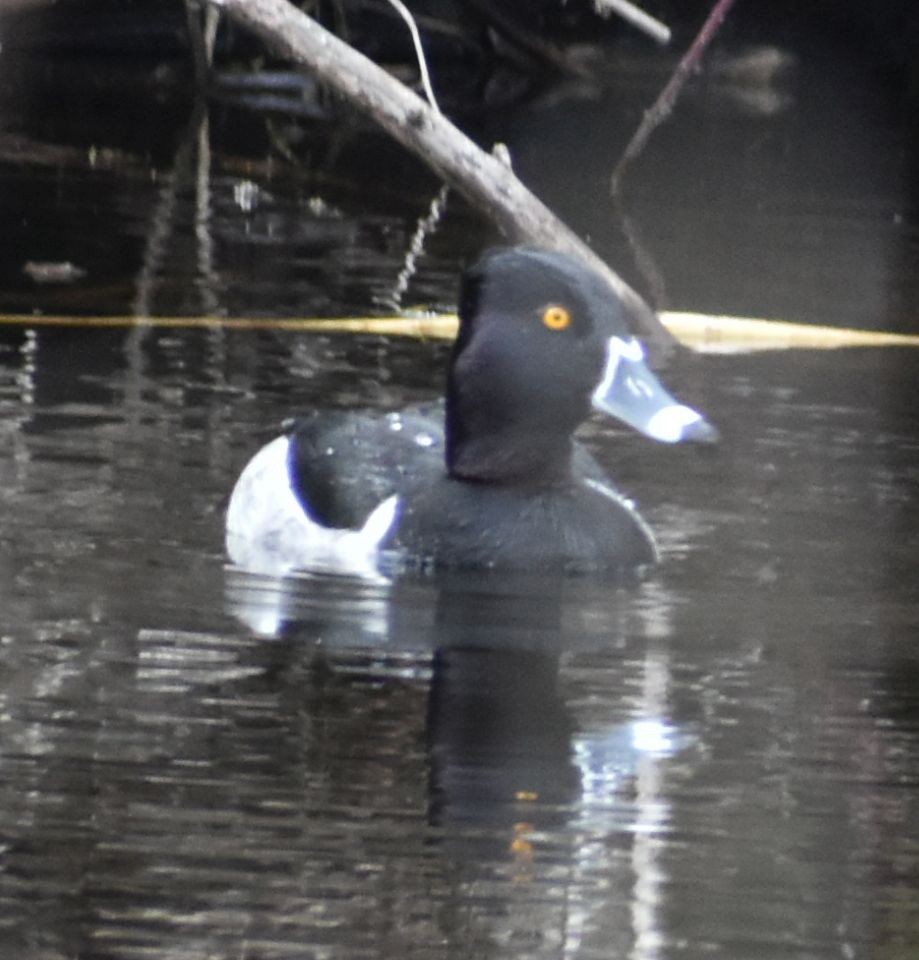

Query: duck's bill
[592,337,718,443]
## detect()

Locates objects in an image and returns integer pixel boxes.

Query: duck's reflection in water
[426,646,579,829]
[225,565,687,956]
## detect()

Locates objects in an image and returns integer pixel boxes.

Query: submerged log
[4,311,919,354]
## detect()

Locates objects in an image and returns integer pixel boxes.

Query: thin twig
[382,0,440,113]
[610,0,739,195]
[204,3,220,61]
[592,0,671,46]
[185,0,219,86]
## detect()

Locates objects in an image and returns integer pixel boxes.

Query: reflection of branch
[133,105,221,318]
[0,132,141,173]
[132,152,184,317]
[610,0,739,195]
[194,115,221,316]
[614,198,668,311]
[208,0,676,356]
[135,8,221,317]
[379,184,450,312]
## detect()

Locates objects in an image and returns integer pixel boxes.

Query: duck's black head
[446,246,715,485]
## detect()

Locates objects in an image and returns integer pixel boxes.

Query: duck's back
[288,405,445,528]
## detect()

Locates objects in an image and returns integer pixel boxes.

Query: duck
[226,246,716,576]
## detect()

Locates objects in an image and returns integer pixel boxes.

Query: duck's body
[390,468,657,572]
[226,247,715,576]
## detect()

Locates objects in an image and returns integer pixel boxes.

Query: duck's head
[446,246,716,484]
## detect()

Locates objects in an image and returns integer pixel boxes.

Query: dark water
[2,6,919,960]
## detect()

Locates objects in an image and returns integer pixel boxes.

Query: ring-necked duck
[226,246,716,576]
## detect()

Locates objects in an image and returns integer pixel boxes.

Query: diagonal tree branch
[208,0,678,357]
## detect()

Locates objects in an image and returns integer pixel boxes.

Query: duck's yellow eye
[542,305,572,331]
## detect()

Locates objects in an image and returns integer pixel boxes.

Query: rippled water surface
[2,326,918,959]
[1,5,919,959]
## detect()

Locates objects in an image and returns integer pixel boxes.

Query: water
[1,6,919,959]
[2,326,917,958]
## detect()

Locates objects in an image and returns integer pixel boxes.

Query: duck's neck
[445,395,575,486]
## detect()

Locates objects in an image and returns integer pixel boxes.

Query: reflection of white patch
[645,405,702,443]
[225,436,398,577]
[574,718,683,801]
[224,566,393,639]
[630,719,677,754]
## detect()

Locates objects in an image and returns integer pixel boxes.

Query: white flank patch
[225,435,399,578]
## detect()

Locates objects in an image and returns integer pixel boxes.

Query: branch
[611,0,739,194]
[207,0,677,356]
[592,0,671,46]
